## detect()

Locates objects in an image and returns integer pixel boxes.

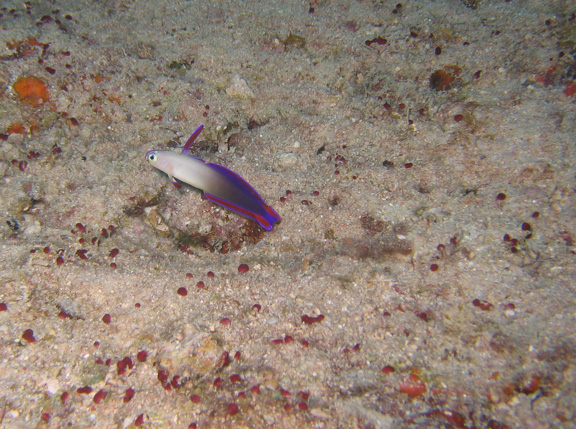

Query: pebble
[277,153,298,169]
[226,75,255,99]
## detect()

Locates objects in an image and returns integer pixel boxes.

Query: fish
[146,125,280,230]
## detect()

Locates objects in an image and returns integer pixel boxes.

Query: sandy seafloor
[1,0,576,427]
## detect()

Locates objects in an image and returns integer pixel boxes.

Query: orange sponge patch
[13,76,50,106]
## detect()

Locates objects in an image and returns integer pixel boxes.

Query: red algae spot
[430,66,461,91]
[41,413,50,422]
[171,375,181,388]
[301,340,309,347]
[177,287,188,296]
[238,263,249,273]
[298,391,310,400]
[109,248,119,258]
[22,329,36,342]
[217,351,230,368]
[496,193,507,201]
[251,385,260,394]
[230,374,242,383]
[399,373,427,397]
[102,313,111,324]
[213,377,224,388]
[58,310,73,319]
[564,81,576,97]
[220,317,231,325]
[272,338,283,345]
[61,391,69,404]
[473,298,493,311]
[207,271,215,278]
[190,394,201,403]
[77,386,93,394]
[13,76,50,106]
[56,256,64,266]
[280,388,291,397]
[520,373,541,394]
[158,370,172,391]
[381,365,395,374]
[430,263,439,271]
[124,357,134,369]
[76,249,88,260]
[252,303,262,312]
[284,404,293,411]
[228,403,240,416]
[124,388,135,403]
[137,350,147,362]
[454,114,464,122]
[186,272,193,278]
[298,402,308,410]
[196,281,205,289]
[301,314,325,325]
[158,369,169,383]
[0,303,7,311]
[234,351,241,361]
[365,36,387,46]
[284,335,293,343]
[404,162,413,169]
[93,389,106,404]
[134,414,145,427]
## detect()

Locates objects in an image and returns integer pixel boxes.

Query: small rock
[23,218,42,236]
[277,153,298,170]
[226,75,255,99]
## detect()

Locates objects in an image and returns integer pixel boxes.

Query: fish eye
[147,153,156,162]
